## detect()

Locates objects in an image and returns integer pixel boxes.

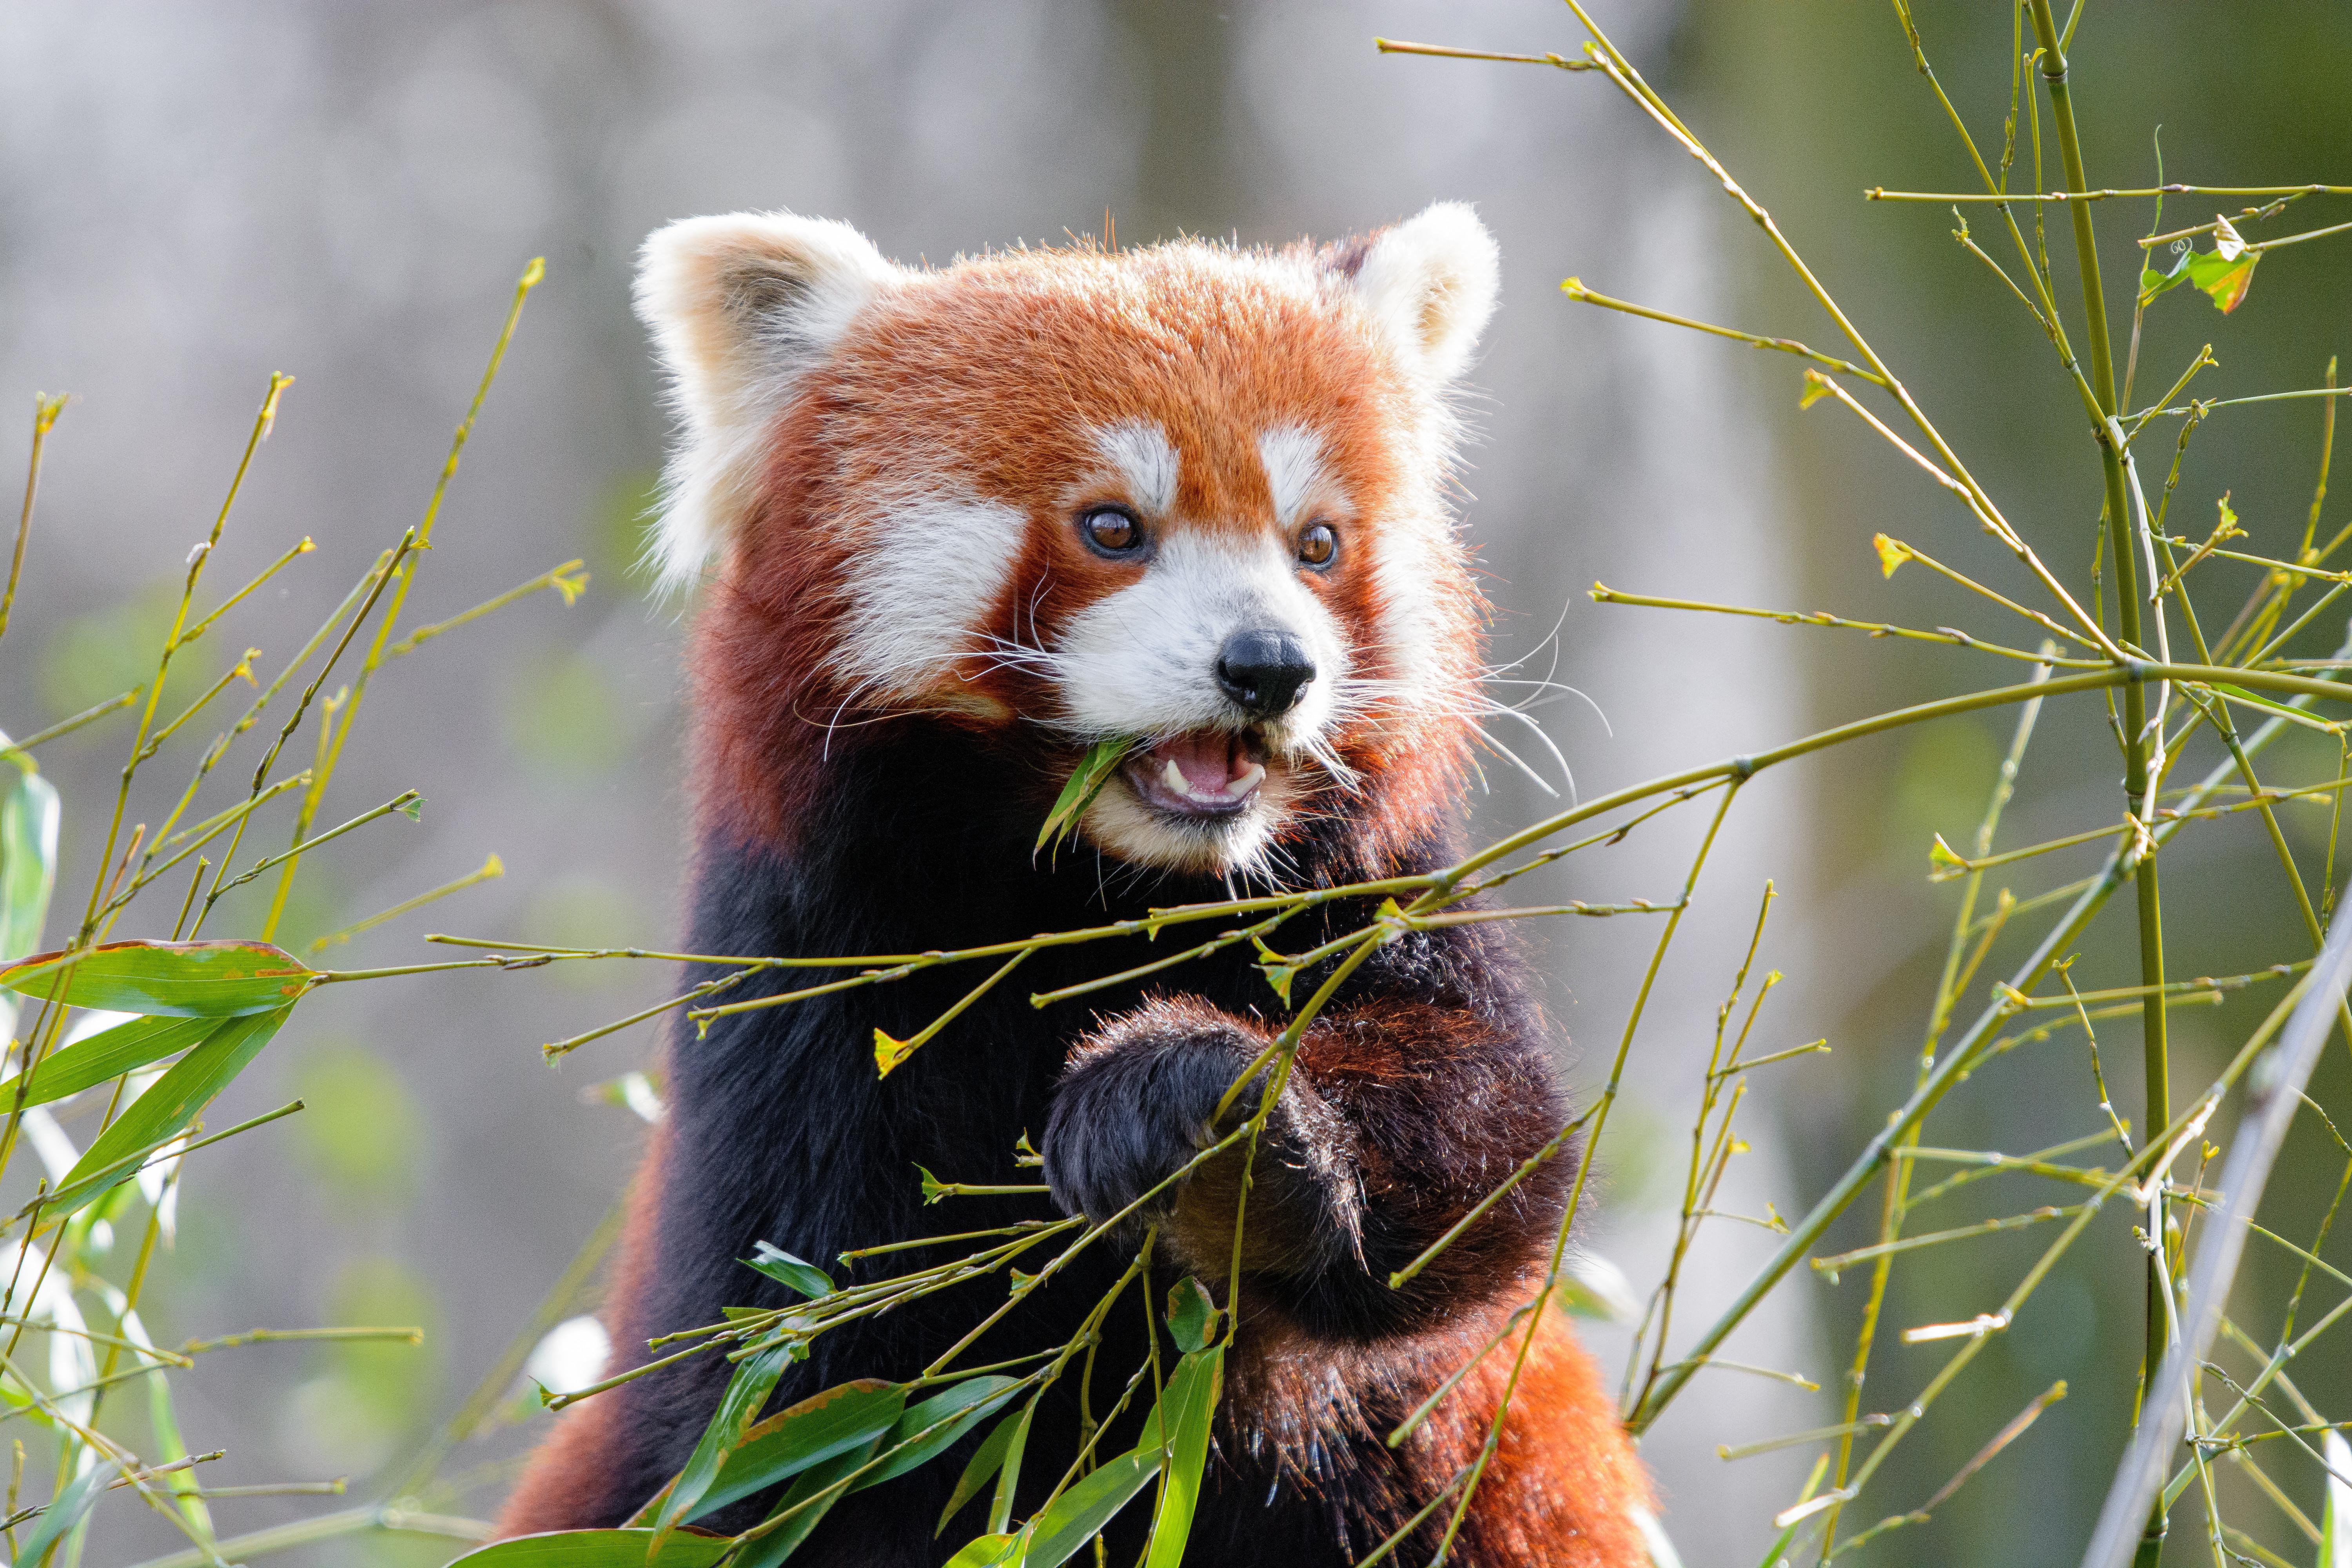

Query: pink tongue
[1157,732,1236,793]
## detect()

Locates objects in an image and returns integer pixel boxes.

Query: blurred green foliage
[1887,719,2005,862]
[40,581,202,721]
[292,1040,421,1207]
[502,648,635,778]
[524,873,655,989]
[284,1257,438,1477]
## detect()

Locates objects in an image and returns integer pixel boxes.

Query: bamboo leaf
[0,749,60,964]
[939,1403,1029,1537]
[650,1340,795,1558]
[0,1013,216,1110]
[447,1529,733,1567]
[1165,1277,1218,1353]
[744,1242,836,1301]
[1036,739,1132,854]
[13,1461,115,1568]
[1140,1345,1225,1568]
[693,1379,906,1521]
[859,1376,1024,1489]
[1928,833,1969,879]
[874,1027,915,1076]
[988,1399,1036,1535]
[734,1440,879,1568]
[58,1006,292,1194]
[1023,1449,1164,1568]
[2138,247,2191,306]
[2183,247,2259,314]
[1,939,314,1016]
[2210,683,2342,733]
[2322,1430,2350,1568]
[944,1533,1024,1568]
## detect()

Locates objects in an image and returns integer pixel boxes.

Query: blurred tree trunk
[1103,0,1242,244]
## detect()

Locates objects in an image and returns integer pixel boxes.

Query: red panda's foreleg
[1040,990,1568,1340]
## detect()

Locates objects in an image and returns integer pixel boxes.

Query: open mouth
[1122,730,1269,819]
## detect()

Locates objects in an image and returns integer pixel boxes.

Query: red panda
[497,204,1651,1566]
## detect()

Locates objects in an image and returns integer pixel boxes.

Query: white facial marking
[1257,425,1335,529]
[1091,420,1180,516]
[1369,508,1451,711]
[829,490,1026,699]
[1050,530,1348,744]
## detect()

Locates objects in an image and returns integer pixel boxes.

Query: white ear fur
[634,211,902,592]
[1347,201,1500,384]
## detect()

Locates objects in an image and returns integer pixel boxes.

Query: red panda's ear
[633,212,904,593]
[1343,202,1501,385]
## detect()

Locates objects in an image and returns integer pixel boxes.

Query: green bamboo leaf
[2138,246,2191,307]
[2210,683,2342,734]
[1926,833,1970,882]
[859,1376,1024,1488]
[650,1341,795,1558]
[2183,247,2259,314]
[743,1242,835,1301]
[2321,1430,2350,1568]
[1036,739,1132,854]
[138,1320,217,1541]
[1165,1278,1218,1354]
[735,1440,879,1568]
[938,1403,1029,1537]
[1140,1345,1224,1568]
[0,1013,215,1110]
[987,1399,1037,1536]
[12,1459,113,1568]
[447,1528,734,1567]
[693,1380,906,1521]
[0,751,60,964]
[1,939,314,1016]
[1023,1449,1165,1568]
[58,1006,292,1196]
[944,1532,1024,1568]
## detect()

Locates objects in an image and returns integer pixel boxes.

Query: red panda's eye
[1080,508,1141,555]
[1298,521,1338,568]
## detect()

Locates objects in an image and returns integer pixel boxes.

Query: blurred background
[1,1,2347,1563]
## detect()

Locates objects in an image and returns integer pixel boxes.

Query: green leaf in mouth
[1035,737,1134,856]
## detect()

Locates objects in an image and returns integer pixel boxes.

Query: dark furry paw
[1042,1000,1362,1275]
[1041,1012,1261,1232]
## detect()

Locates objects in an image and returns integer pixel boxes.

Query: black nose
[1216,629,1316,719]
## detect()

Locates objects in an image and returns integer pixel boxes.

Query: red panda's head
[637,206,1501,878]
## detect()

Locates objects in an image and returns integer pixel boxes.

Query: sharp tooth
[1230,762,1265,797]
[1163,759,1190,797]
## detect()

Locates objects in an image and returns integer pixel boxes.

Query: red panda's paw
[1042,999,1363,1279]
